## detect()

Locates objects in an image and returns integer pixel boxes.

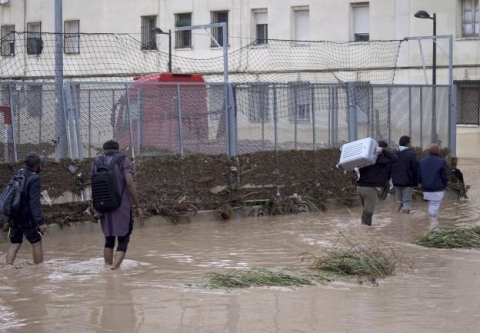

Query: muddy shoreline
[0,148,460,227]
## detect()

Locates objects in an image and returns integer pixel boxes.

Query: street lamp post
[151,27,172,73]
[414,10,436,85]
[414,10,438,143]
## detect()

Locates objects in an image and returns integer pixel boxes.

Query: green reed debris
[310,247,397,278]
[207,269,330,289]
[416,226,480,249]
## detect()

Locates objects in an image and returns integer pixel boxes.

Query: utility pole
[54,0,67,160]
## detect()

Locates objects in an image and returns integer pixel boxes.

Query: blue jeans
[395,187,414,211]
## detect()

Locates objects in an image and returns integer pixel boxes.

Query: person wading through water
[391,135,419,214]
[90,140,143,270]
[356,141,399,226]
[5,152,48,265]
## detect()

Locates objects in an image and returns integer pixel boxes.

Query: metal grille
[455,81,480,125]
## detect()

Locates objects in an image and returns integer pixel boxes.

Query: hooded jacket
[390,147,419,187]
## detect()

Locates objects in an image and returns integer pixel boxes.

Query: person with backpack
[5,152,48,265]
[90,140,143,270]
[391,135,419,214]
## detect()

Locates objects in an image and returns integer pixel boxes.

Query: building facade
[1,0,480,157]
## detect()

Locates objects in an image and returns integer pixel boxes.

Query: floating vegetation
[416,226,480,249]
[304,229,404,279]
[206,269,331,289]
[310,247,397,278]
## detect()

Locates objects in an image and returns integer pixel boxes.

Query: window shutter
[353,6,369,34]
[295,10,309,41]
[255,13,268,25]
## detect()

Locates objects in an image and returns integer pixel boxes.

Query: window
[211,11,228,47]
[175,13,192,48]
[27,22,42,55]
[352,5,370,41]
[294,9,309,42]
[254,12,268,45]
[289,82,311,122]
[27,85,42,117]
[1,25,15,56]
[64,20,80,54]
[249,83,270,123]
[141,15,157,50]
[455,80,480,124]
[463,0,480,36]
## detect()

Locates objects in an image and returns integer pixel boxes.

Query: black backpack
[0,169,30,221]
[91,154,126,213]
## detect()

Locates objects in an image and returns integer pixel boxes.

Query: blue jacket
[390,148,419,187]
[419,154,448,192]
[12,167,45,227]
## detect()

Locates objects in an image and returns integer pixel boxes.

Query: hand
[136,207,144,219]
[38,224,48,235]
[375,147,383,154]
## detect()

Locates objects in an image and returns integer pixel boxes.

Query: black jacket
[419,154,448,192]
[357,149,399,187]
[13,167,45,227]
[390,148,419,187]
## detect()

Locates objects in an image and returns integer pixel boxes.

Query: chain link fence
[0,81,454,163]
[235,83,453,152]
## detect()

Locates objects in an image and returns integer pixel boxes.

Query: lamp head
[414,10,432,19]
[150,27,164,34]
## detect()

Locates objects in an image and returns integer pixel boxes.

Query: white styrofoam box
[337,137,378,171]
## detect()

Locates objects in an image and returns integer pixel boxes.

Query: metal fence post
[273,84,278,151]
[328,87,332,147]
[294,94,298,150]
[72,83,83,160]
[387,87,392,145]
[420,86,424,148]
[347,83,357,142]
[227,83,237,156]
[432,85,437,143]
[449,84,457,156]
[335,87,339,145]
[88,90,92,157]
[177,84,184,156]
[408,86,412,137]
[125,83,135,160]
[311,85,316,150]
[63,83,80,159]
[369,86,374,138]
[261,88,265,151]
[8,84,18,162]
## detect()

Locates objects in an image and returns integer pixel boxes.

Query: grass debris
[310,247,397,278]
[416,225,480,249]
[206,269,330,289]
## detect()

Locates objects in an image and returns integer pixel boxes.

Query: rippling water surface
[1,159,480,333]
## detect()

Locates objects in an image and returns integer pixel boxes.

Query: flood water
[1,159,480,333]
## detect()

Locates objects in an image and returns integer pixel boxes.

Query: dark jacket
[419,153,448,192]
[12,167,45,227]
[390,148,419,187]
[357,149,399,187]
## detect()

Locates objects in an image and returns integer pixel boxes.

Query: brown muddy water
[1,160,480,333]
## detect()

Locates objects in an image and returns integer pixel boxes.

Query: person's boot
[362,212,373,226]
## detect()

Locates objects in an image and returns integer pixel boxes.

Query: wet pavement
[1,159,479,333]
